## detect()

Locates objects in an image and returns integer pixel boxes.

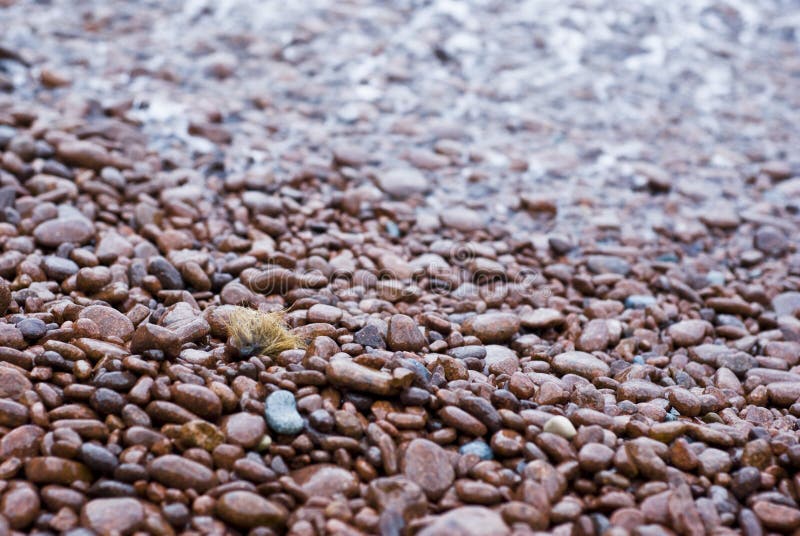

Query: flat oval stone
[418,506,510,536]
[171,383,222,421]
[25,457,92,485]
[290,464,358,497]
[462,312,520,344]
[378,168,429,198]
[0,425,44,460]
[552,351,610,379]
[459,441,494,460]
[148,454,217,492]
[79,305,134,341]
[326,356,402,396]
[215,491,287,530]
[668,320,710,347]
[81,498,144,535]
[33,218,95,247]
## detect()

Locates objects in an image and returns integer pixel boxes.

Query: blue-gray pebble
[706,271,725,286]
[459,440,493,460]
[265,390,304,435]
[624,295,656,310]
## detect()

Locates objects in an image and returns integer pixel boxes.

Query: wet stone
[459,441,494,460]
[697,448,732,478]
[587,256,630,275]
[17,318,46,340]
[148,454,217,492]
[753,501,800,532]
[33,218,95,247]
[215,491,287,530]
[552,351,609,379]
[79,305,135,341]
[577,319,610,352]
[624,295,656,309]
[378,168,429,198]
[668,320,709,347]
[25,457,92,485]
[326,355,406,396]
[222,412,266,450]
[79,443,119,476]
[462,312,520,344]
[387,314,426,352]
[0,279,9,316]
[402,438,454,501]
[754,226,787,256]
[542,416,577,439]
[773,291,800,317]
[1,4,799,534]
[148,257,184,290]
[0,399,29,427]
[418,506,510,536]
[291,464,359,497]
[265,390,304,435]
[1,481,40,530]
[177,420,225,451]
[80,498,144,535]
[353,324,385,349]
[520,308,565,329]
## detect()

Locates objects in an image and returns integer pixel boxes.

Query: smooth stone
[459,441,494,460]
[291,464,359,497]
[0,425,44,460]
[33,218,95,247]
[773,292,800,317]
[552,351,610,379]
[402,438,455,501]
[441,208,484,232]
[378,168,429,198]
[625,295,656,309]
[520,308,564,329]
[17,318,47,340]
[326,355,407,396]
[148,455,217,492]
[462,312,520,344]
[418,506,510,536]
[25,457,92,485]
[81,498,144,535]
[1,482,39,529]
[668,320,710,347]
[265,390,304,435]
[215,491,288,530]
[222,412,267,449]
[542,416,577,439]
[0,279,9,316]
[587,255,630,275]
[79,305,135,341]
[170,383,222,421]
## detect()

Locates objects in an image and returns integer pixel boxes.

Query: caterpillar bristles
[223,306,303,359]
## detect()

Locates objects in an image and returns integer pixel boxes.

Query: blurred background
[2,0,799,243]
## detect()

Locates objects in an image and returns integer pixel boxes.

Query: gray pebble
[265,390,304,435]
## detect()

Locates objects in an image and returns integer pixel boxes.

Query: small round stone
[542,416,576,439]
[459,441,494,460]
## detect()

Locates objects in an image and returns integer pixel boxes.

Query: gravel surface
[1,0,800,534]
